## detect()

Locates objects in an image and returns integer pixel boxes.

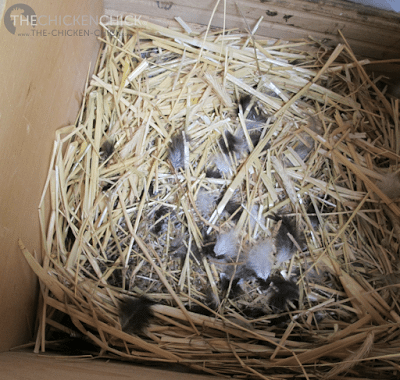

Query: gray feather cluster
[169,133,186,171]
[196,188,219,217]
[214,229,238,258]
[246,238,275,280]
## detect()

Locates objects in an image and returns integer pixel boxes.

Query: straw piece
[323,332,375,379]
[270,331,369,367]
[18,240,64,301]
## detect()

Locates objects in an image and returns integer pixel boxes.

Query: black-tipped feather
[216,194,242,221]
[152,206,170,234]
[206,168,222,178]
[241,307,267,319]
[225,200,243,221]
[240,95,268,123]
[250,131,270,151]
[188,290,218,317]
[169,134,185,170]
[269,214,305,263]
[118,296,155,334]
[268,276,299,312]
[219,131,240,155]
[201,234,217,258]
[100,140,115,162]
[221,276,242,299]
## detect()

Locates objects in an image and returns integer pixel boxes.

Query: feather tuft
[206,168,222,178]
[271,215,305,264]
[240,94,269,125]
[267,276,299,312]
[246,238,275,280]
[118,296,155,334]
[250,131,270,151]
[100,140,115,162]
[219,130,240,155]
[188,289,219,316]
[152,206,170,234]
[220,273,243,299]
[196,188,218,217]
[201,234,217,258]
[225,200,242,221]
[169,133,186,171]
[214,229,239,258]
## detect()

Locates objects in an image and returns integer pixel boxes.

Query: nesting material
[20,13,400,380]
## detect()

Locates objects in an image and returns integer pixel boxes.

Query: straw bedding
[20,13,400,380]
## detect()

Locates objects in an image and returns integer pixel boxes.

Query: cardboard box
[0,0,399,377]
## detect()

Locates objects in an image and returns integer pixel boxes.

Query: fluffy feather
[271,215,305,264]
[215,191,244,222]
[45,313,99,356]
[196,188,218,217]
[206,168,222,178]
[214,229,239,258]
[152,206,170,234]
[307,203,320,229]
[249,204,265,231]
[250,131,270,151]
[240,95,268,124]
[267,276,299,312]
[170,237,202,267]
[100,139,115,162]
[220,273,243,299]
[219,130,241,155]
[213,153,232,175]
[188,290,219,316]
[232,128,253,156]
[201,234,217,258]
[118,296,155,334]
[240,307,268,320]
[169,133,186,171]
[293,136,314,161]
[223,199,242,222]
[169,236,187,259]
[246,238,275,280]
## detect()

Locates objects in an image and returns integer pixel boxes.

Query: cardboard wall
[0,0,103,352]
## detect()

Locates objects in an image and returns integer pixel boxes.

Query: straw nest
[20,14,400,380]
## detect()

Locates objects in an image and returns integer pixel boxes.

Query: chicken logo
[4,3,36,35]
